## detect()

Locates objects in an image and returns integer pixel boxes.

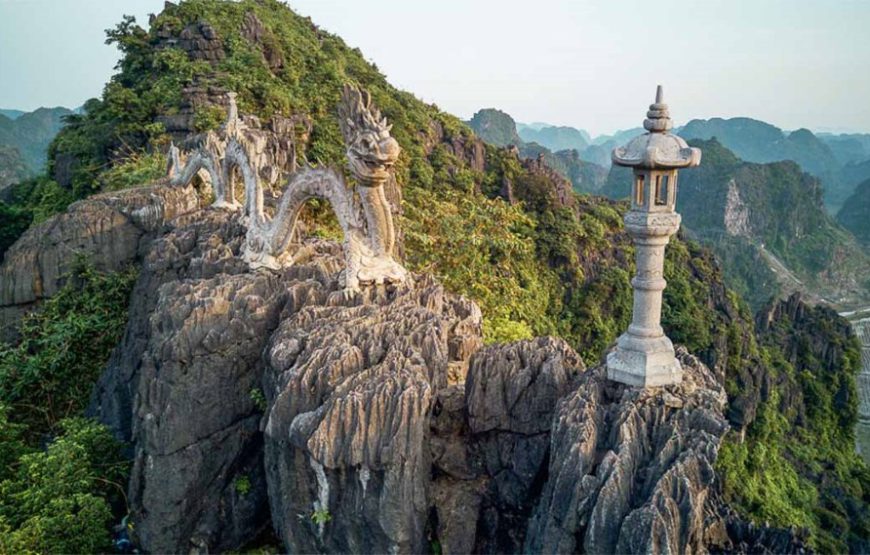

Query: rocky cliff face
[528,349,743,554]
[0,180,792,553]
[837,177,870,249]
[0,183,200,339]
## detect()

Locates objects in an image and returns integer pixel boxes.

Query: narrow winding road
[844,308,870,463]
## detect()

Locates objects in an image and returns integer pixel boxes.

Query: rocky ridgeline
[0,183,201,340]
[0,182,804,553]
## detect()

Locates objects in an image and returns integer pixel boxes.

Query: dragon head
[338,84,400,185]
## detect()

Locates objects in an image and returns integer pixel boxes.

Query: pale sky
[1,0,868,136]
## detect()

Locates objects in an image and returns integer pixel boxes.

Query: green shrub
[0,262,136,553]
[0,202,32,260]
[717,304,870,553]
[0,261,137,433]
[100,150,167,192]
[234,476,252,496]
[402,186,554,343]
[0,418,127,555]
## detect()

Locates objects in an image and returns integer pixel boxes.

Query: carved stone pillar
[606,86,702,387]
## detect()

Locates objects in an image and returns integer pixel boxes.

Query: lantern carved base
[606,332,682,387]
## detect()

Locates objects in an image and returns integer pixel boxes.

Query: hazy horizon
[1,0,869,136]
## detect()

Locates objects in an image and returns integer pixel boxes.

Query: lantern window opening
[655,174,669,206]
[634,173,645,207]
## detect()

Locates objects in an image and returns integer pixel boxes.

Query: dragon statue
[167,85,408,292]
[167,92,269,214]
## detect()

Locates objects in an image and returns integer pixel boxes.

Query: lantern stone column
[606,86,702,387]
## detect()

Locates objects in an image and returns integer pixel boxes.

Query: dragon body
[168,86,408,292]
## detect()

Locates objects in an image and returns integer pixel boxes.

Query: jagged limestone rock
[96,206,351,552]
[262,274,483,554]
[460,337,586,553]
[89,209,252,442]
[526,348,728,554]
[62,200,801,553]
[0,183,200,340]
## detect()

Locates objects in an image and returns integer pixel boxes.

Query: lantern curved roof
[612,86,702,170]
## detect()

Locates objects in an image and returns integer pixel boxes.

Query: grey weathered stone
[526,348,728,554]
[460,337,586,554]
[102,207,350,553]
[128,270,288,553]
[262,274,482,554]
[88,209,250,441]
[0,183,200,340]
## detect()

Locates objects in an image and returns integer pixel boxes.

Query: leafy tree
[0,418,127,554]
[0,261,137,433]
[0,262,136,553]
[0,202,32,261]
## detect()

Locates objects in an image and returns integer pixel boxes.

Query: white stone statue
[242,85,407,292]
[167,85,408,293]
[166,92,263,211]
[606,86,702,387]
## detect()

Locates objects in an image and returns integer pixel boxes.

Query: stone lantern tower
[606,85,702,387]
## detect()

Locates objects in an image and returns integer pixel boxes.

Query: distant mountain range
[467,109,609,192]
[509,115,870,214]
[602,138,870,309]
[0,109,26,120]
[0,106,75,173]
[837,178,870,250]
[0,106,76,194]
[516,124,591,153]
[469,107,870,309]
[677,117,870,212]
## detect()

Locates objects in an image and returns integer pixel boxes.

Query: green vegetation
[100,150,167,192]
[0,176,74,256]
[0,201,31,260]
[249,387,268,412]
[1,2,866,552]
[717,302,870,553]
[234,476,252,496]
[403,186,547,343]
[311,508,332,526]
[0,416,128,554]
[0,262,136,553]
[0,261,138,432]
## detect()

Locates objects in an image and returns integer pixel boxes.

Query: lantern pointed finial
[612,84,701,169]
[644,84,672,133]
